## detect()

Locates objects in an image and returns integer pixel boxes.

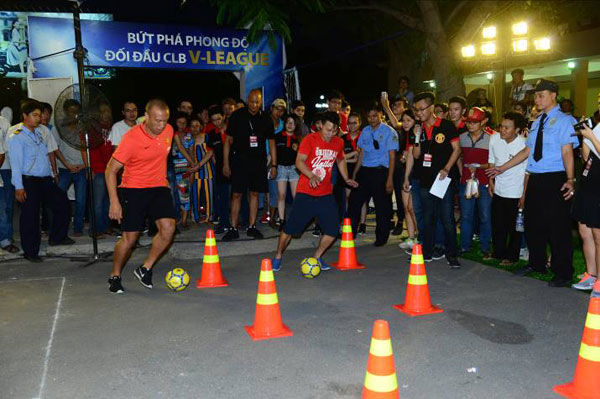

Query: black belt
[23,175,52,181]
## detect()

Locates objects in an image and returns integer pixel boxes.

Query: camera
[573,117,594,131]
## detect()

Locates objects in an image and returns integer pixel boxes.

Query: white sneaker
[572,273,597,291]
[519,248,529,261]
[399,238,415,249]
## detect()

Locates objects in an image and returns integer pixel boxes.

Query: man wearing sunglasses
[348,102,399,246]
[412,91,461,267]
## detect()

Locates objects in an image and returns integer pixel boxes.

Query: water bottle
[516,209,525,232]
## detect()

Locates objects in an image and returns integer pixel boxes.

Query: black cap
[534,79,559,93]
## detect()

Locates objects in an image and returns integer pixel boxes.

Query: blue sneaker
[317,258,331,271]
[272,258,282,272]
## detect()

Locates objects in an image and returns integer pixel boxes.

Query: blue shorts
[283,193,339,237]
[276,165,300,182]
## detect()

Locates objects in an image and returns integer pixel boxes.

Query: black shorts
[231,159,268,194]
[283,193,339,237]
[119,187,177,232]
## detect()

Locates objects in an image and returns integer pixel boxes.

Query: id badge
[423,153,433,168]
[249,135,258,148]
[583,157,592,177]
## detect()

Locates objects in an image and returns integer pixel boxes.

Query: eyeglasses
[465,120,481,125]
[347,122,359,125]
[413,104,432,113]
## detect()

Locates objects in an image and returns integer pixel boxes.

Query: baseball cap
[534,79,559,93]
[466,107,487,122]
[271,98,287,109]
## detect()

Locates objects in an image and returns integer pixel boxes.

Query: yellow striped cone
[196,229,228,288]
[554,287,600,398]
[245,258,293,341]
[362,320,399,399]
[332,218,365,270]
[393,244,443,316]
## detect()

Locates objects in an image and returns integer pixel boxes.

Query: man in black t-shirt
[222,89,276,240]
[412,92,461,267]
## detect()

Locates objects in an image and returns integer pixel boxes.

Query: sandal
[2,244,19,253]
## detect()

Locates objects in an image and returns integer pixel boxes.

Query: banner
[27,17,284,105]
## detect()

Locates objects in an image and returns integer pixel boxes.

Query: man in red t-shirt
[272,111,358,271]
[105,99,177,294]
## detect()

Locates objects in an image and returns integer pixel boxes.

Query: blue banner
[27,17,284,105]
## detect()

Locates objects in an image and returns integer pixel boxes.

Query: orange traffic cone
[196,229,228,288]
[332,218,365,271]
[362,319,399,399]
[393,244,443,316]
[554,281,600,398]
[245,258,293,341]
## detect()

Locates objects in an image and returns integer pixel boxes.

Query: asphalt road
[0,243,591,399]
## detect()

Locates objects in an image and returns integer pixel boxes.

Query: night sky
[2,0,396,120]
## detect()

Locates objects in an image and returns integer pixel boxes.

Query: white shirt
[0,116,10,169]
[511,83,533,103]
[108,120,135,146]
[39,124,58,153]
[584,123,600,159]
[49,125,84,169]
[488,134,527,198]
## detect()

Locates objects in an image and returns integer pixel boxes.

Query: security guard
[348,102,398,246]
[8,99,72,262]
[490,79,578,287]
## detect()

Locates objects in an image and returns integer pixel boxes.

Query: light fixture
[429,81,436,88]
[512,39,528,53]
[486,73,494,81]
[512,22,528,36]
[482,26,497,39]
[319,95,325,100]
[568,61,576,69]
[481,41,496,56]
[534,37,551,51]
[461,45,475,58]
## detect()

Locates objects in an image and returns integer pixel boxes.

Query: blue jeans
[0,169,15,246]
[459,183,492,252]
[58,169,87,233]
[420,184,457,259]
[92,173,110,233]
[410,177,424,243]
[215,182,231,228]
[268,178,278,208]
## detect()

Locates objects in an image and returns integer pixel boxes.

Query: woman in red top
[89,102,114,238]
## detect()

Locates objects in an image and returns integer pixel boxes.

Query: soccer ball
[165,268,191,292]
[300,257,321,279]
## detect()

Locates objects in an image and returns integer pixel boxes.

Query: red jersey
[296,132,344,196]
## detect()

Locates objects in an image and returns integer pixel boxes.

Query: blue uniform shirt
[358,123,399,168]
[525,105,578,173]
[8,124,52,189]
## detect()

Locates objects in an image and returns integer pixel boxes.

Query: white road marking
[36,276,66,399]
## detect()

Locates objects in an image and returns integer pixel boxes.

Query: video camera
[573,117,594,131]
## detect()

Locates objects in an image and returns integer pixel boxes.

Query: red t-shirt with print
[296,132,344,196]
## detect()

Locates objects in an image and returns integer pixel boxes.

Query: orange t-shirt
[112,123,174,188]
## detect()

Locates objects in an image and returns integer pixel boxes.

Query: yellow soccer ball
[300,257,321,279]
[165,268,191,292]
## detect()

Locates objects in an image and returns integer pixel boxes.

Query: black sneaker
[432,248,445,260]
[133,266,153,289]
[447,257,461,269]
[312,227,321,237]
[358,223,366,235]
[108,276,124,294]
[214,225,226,234]
[222,228,239,241]
[246,225,264,239]
[391,223,403,236]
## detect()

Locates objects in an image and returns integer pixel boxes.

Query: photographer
[487,79,578,287]
[571,115,600,291]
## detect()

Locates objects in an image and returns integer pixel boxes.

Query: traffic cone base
[196,230,228,288]
[333,218,365,270]
[244,323,293,341]
[245,259,293,341]
[393,303,443,316]
[553,296,600,398]
[394,244,443,316]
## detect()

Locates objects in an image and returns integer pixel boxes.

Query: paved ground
[0,232,592,399]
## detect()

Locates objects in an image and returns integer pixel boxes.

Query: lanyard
[350,131,360,151]
[284,132,296,147]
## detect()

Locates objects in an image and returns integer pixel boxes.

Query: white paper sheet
[429,173,451,199]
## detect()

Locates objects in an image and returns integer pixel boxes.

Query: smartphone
[381,91,388,99]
